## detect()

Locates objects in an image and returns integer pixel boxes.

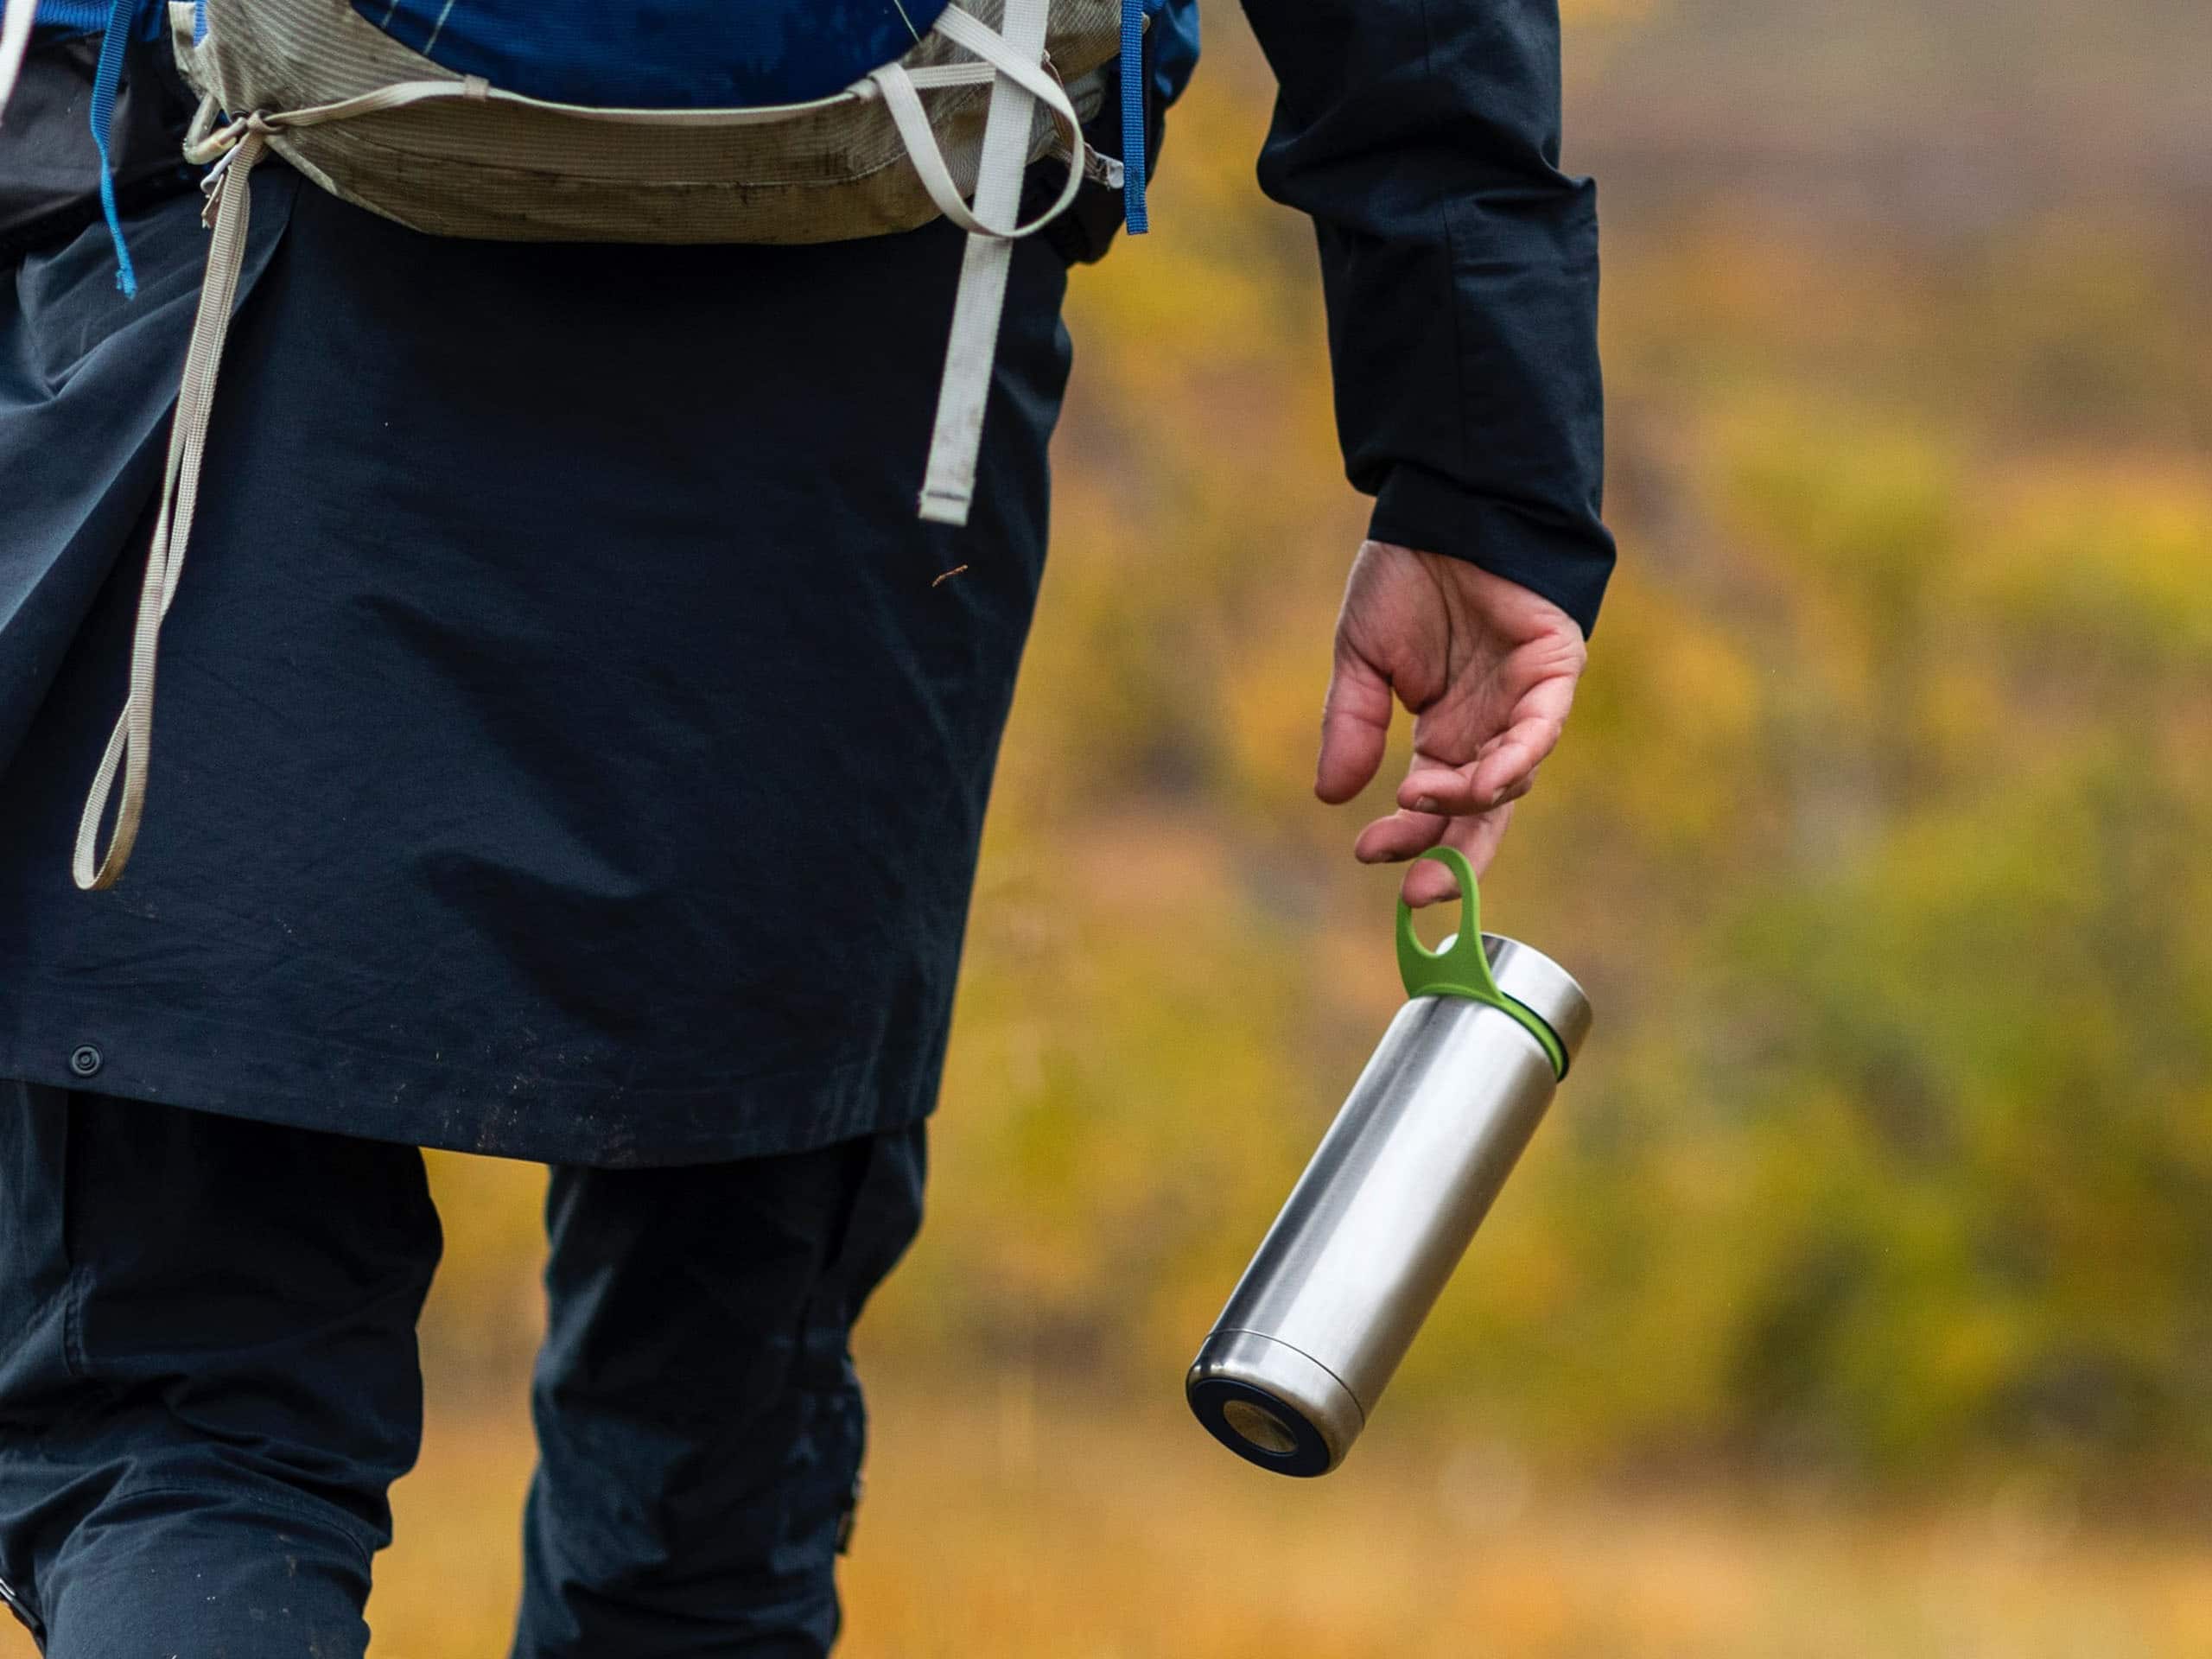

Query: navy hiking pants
[0,1079,925,1657]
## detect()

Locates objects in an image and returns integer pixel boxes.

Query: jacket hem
[0,988,937,1168]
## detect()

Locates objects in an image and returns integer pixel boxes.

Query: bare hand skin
[1315,542,1588,906]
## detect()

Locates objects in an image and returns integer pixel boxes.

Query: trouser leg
[513,1123,927,1659]
[0,1080,442,1658]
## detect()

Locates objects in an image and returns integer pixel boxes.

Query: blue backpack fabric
[353,0,1197,230]
[353,0,958,110]
[346,1,1198,152]
[1148,0,1198,102]
[23,0,162,37]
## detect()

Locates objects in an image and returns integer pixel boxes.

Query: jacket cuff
[1367,462,1616,638]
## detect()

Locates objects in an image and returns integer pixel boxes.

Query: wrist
[1368,463,1613,639]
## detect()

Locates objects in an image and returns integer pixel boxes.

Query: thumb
[1316,643,1393,805]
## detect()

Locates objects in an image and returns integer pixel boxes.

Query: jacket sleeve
[1238,0,1615,634]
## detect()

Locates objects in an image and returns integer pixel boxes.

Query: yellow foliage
[20,13,2202,1656]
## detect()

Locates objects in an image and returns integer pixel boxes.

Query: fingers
[1354,772,1529,877]
[1315,643,1395,805]
[1399,806,1515,905]
[1352,802,1442,866]
[1395,674,1576,817]
[1320,545,1587,894]
[1397,734,1545,817]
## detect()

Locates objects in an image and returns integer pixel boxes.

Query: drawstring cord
[87,0,139,293]
[1117,0,1146,233]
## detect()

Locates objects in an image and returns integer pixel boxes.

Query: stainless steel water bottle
[1186,846,1592,1477]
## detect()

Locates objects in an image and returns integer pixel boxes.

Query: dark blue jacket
[0,2,1609,1166]
[1246,1,1611,627]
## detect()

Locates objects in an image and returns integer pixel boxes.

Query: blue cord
[1117,0,1147,234]
[87,0,139,296]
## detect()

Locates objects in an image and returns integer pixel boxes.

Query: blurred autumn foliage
[938,0,2212,1493]
[410,0,2212,1508]
[7,10,2210,1659]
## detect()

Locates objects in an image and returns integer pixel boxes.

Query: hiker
[0,2,1611,1654]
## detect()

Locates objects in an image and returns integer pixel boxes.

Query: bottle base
[1185,1330,1365,1477]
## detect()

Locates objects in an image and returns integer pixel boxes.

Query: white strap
[867,22,1084,240]
[0,0,39,120]
[872,64,1000,238]
[903,62,998,92]
[899,0,1069,526]
[918,250,1013,526]
[74,125,266,889]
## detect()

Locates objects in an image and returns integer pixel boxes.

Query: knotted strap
[73,117,265,888]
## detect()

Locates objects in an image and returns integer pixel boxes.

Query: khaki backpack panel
[170,0,1120,243]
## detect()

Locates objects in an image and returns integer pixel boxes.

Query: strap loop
[75,124,267,889]
[868,6,1086,243]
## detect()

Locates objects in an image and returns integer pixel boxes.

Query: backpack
[0,0,1151,888]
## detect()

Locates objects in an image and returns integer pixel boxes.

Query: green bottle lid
[1393,846,1570,1078]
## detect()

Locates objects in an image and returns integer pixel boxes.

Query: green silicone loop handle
[1395,847,1567,1077]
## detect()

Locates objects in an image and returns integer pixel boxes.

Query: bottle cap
[1394,846,1592,1077]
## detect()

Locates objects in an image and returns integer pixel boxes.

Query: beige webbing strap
[0,0,35,121]
[903,0,1058,527]
[73,124,267,889]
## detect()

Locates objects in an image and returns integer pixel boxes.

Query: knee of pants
[8,1479,378,1659]
[0,1082,442,1657]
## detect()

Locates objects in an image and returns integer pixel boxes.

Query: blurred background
[22,1,2209,1654]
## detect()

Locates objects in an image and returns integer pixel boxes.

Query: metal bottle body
[1187,931,1587,1477]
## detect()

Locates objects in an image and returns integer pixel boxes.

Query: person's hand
[1315,541,1588,906]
